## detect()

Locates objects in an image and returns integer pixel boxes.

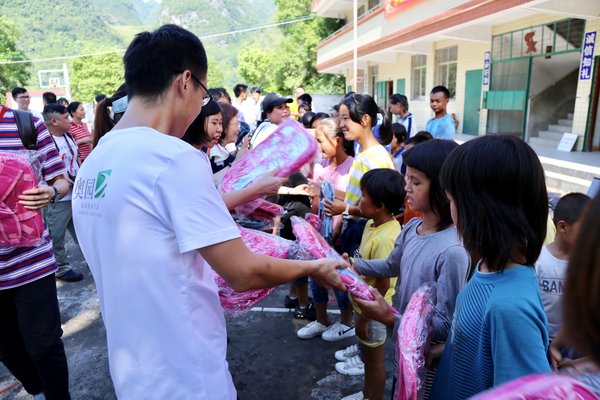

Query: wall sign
[580,31,596,80]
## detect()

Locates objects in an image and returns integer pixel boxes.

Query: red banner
[384,0,414,18]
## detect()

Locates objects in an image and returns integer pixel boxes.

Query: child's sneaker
[297,321,328,339]
[335,343,360,361]
[335,355,364,376]
[321,322,355,341]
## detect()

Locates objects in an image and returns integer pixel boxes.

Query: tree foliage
[0,17,29,104]
[237,0,346,94]
[71,53,124,103]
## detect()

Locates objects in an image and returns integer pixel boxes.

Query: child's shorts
[357,318,387,348]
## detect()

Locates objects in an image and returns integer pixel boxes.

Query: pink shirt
[312,156,353,226]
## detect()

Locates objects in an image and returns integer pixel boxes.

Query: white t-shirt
[534,245,568,339]
[72,127,240,399]
[51,133,79,202]
[249,121,278,148]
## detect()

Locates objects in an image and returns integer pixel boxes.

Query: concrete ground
[0,236,395,400]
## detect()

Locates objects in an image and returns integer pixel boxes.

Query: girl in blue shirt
[430,134,551,399]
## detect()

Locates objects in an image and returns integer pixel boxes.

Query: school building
[312,0,600,152]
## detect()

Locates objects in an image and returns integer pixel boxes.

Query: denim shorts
[310,279,349,309]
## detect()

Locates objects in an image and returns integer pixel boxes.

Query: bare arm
[75,136,93,146]
[221,174,286,210]
[199,237,347,292]
[18,175,71,210]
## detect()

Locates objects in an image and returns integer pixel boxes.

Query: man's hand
[19,186,54,210]
[252,173,286,196]
[309,258,347,291]
[352,287,396,327]
[324,198,346,216]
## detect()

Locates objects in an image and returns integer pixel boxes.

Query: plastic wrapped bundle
[318,181,335,243]
[472,374,600,400]
[395,283,437,400]
[305,213,319,231]
[214,225,305,317]
[221,119,318,217]
[0,151,45,247]
[290,215,376,302]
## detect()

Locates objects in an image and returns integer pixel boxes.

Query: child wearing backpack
[429,135,551,399]
[349,139,470,398]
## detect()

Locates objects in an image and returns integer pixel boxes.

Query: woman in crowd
[67,101,93,163]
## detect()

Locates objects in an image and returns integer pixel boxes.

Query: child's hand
[549,341,563,371]
[352,287,396,327]
[324,199,346,216]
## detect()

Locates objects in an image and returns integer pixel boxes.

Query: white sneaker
[321,322,355,342]
[335,343,360,361]
[341,391,364,400]
[335,355,365,376]
[297,321,328,339]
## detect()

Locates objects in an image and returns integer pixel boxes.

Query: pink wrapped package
[214,225,297,317]
[290,215,376,302]
[395,283,436,400]
[221,119,318,217]
[472,374,600,400]
[305,213,319,231]
[0,151,45,247]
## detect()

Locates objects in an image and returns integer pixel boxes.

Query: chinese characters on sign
[482,51,491,86]
[580,31,596,81]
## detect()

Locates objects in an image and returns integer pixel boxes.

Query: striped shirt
[345,144,395,206]
[0,106,66,289]
[69,121,92,162]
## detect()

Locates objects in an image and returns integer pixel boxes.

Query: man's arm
[199,237,346,292]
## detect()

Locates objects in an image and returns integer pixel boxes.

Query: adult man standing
[12,87,44,120]
[42,92,57,106]
[42,104,84,282]
[232,83,248,110]
[425,86,456,140]
[72,24,344,400]
[389,93,417,137]
[242,86,262,129]
[0,103,72,399]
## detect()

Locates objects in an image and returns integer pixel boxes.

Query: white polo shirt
[72,127,240,399]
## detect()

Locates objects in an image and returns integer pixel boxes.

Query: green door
[396,79,405,95]
[463,69,483,135]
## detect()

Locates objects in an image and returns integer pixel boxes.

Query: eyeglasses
[177,71,210,106]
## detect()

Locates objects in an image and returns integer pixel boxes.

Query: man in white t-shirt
[72,24,345,400]
[42,104,84,282]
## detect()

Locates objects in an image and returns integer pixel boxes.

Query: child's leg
[335,289,354,327]
[363,344,386,400]
[311,279,330,326]
[296,279,310,308]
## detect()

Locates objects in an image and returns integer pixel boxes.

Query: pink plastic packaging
[0,151,45,247]
[395,283,436,400]
[290,215,376,302]
[472,374,600,400]
[214,225,301,317]
[221,119,318,218]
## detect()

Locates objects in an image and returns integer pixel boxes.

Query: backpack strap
[13,110,38,150]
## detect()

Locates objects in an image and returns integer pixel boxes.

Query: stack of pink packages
[290,215,376,302]
[0,151,45,247]
[214,225,311,317]
[395,283,436,400]
[220,119,318,219]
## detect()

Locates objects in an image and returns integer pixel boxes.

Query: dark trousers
[0,274,70,399]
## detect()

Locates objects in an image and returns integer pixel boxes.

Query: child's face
[358,189,380,219]
[430,92,448,114]
[315,127,337,159]
[339,104,367,141]
[404,167,431,213]
[447,191,458,226]
[204,112,223,149]
[560,219,583,248]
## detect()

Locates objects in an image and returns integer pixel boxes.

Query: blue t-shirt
[425,114,455,140]
[430,266,551,400]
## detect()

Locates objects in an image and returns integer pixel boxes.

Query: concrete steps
[529,112,574,149]
[540,156,599,194]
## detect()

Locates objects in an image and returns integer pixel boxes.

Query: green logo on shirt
[94,170,112,198]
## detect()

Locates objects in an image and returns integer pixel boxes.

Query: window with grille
[411,55,427,100]
[434,46,457,98]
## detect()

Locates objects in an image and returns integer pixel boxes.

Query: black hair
[404,139,458,230]
[11,87,26,98]
[123,24,207,100]
[310,112,330,129]
[57,98,69,107]
[389,94,408,110]
[405,131,432,146]
[233,83,248,98]
[251,86,262,94]
[42,104,68,122]
[391,123,407,144]
[93,83,127,147]
[298,103,312,112]
[181,98,221,146]
[67,101,82,117]
[43,92,57,104]
[300,111,315,129]
[340,93,392,146]
[333,104,340,112]
[440,135,548,272]
[344,91,355,98]
[554,192,591,226]
[431,85,450,99]
[208,88,231,103]
[360,168,406,215]
[95,94,107,103]
[298,93,312,105]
